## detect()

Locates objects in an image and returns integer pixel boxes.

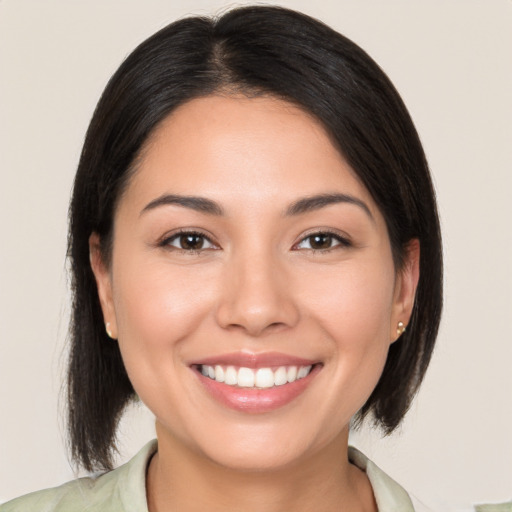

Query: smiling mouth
[195,364,316,389]
[190,353,322,412]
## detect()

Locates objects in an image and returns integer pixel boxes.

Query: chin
[202,441,307,472]
[187,418,341,473]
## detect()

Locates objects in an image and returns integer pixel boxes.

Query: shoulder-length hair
[67,5,442,471]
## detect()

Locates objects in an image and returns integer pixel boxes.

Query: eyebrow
[141,194,224,216]
[285,193,374,220]
[140,192,373,220]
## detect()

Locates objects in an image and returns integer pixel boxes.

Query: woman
[1,5,442,511]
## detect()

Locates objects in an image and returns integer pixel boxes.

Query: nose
[215,250,300,337]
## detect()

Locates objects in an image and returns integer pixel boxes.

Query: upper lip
[189,351,319,369]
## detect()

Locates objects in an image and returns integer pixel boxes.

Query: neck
[146,423,376,512]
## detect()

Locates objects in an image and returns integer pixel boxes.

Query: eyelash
[292,230,352,253]
[158,229,351,254]
[159,229,218,254]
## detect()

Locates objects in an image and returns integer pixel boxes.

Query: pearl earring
[105,322,115,339]
[396,321,406,337]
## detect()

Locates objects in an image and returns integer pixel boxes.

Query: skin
[90,95,419,512]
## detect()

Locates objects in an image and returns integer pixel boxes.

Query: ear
[390,239,420,343]
[89,233,117,339]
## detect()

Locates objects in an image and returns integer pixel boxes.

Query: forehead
[121,95,380,219]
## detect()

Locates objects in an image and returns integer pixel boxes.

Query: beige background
[1,0,511,509]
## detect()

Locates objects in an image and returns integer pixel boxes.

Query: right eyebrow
[140,194,225,217]
[284,193,374,222]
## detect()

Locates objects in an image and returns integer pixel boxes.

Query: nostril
[213,255,302,335]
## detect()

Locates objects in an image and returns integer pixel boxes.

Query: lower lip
[194,365,321,414]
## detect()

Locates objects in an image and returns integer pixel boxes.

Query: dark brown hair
[67,5,442,471]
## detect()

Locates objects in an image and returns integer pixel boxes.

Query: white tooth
[238,367,255,387]
[208,366,215,379]
[214,365,225,383]
[274,366,288,386]
[297,365,312,379]
[255,368,274,388]
[225,366,238,385]
[201,365,209,377]
[287,366,298,383]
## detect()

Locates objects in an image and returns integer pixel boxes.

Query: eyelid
[292,228,352,251]
[156,227,351,253]
[158,228,220,251]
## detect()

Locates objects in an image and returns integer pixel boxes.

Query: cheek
[300,259,396,407]
[303,259,396,341]
[111,257,218,363]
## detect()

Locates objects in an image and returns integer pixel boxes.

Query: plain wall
[1,0,511,509]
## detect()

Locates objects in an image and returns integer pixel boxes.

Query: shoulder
[0,477,103,512]
[475,503,512,512]
[349,446,431,512]
[0,440,157,512]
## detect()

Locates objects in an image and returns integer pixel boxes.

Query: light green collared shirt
[1,441,420,511]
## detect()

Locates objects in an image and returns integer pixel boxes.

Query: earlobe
[89,233,118,339]
[391,239,420,342]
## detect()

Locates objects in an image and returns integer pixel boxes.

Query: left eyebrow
[284,193,374,221]
[140,194,224,217]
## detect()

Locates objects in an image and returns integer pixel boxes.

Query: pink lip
[190,351,317,369]
[190,352,322,414]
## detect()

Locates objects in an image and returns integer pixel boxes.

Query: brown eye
[309,234,333,250]
[179,234,205,250]
[164,231,216,251]
[295,231,350,251]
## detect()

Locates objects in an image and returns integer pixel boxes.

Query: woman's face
[91,95,418,471]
